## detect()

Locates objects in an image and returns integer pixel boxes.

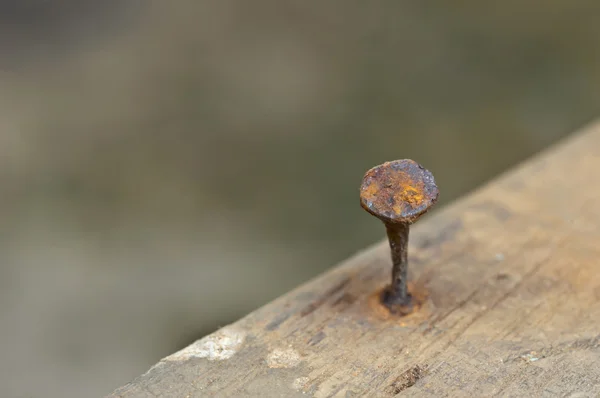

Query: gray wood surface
[110,121,600,397]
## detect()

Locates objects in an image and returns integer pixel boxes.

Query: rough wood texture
[110,122,600,397]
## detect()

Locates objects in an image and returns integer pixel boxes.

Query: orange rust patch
[362,183,379,198]
[399,185,424,208]
[367,282,430,322]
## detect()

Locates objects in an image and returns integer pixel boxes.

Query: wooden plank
[110,121,600,397]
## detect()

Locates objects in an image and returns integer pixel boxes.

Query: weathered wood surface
[111,122,600,397]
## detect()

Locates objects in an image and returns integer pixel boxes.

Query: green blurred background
[1,1,599,396]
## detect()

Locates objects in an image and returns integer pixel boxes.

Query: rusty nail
[360,159,439,314]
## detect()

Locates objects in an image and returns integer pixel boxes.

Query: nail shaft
[385,222,410,305]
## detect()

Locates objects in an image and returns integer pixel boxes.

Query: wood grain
[110,121,600,397]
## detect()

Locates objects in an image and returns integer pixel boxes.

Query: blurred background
[1,1,599,396]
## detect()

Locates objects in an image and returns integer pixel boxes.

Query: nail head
[360,159,439,225]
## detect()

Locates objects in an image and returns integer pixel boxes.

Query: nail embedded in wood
[360,159,439,314]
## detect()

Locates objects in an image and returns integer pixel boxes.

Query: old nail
[360,159,439,314]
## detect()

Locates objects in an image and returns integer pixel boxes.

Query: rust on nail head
[360,159,438,225]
